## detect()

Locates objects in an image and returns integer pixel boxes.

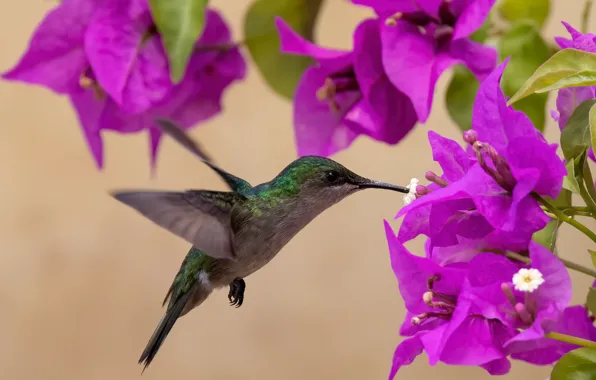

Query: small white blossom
[403,178,419,205]
[512,268,545,293]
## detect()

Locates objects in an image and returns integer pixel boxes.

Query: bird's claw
[228,278,245,308]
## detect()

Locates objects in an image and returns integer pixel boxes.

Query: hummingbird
[111,119,410,371]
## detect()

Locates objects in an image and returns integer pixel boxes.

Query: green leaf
[149,0,209,83]
[470,18,490,43]
[552,349,596,380]
[552,187,573,208]
[590,104,596,153]
[445,65,480,131]
[498,0,550,29]
[563,158,582,193]
[537,70,596,92]
[534,189,569,250]
[511,93,548,131]
[561,99,596,160]
[589,249,596,268]
[588,288,596,315]
[533,189,569,250]
[533,218,562,251]
[508,49,596,105]
[244,0,322,99]
[498,22,551,131]
[582,154,596,208]
[551,348,596,380]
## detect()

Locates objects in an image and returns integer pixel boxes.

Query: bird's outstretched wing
[154,118,252,194]
[111,190,242,260]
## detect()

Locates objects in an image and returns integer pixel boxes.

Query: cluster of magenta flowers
[3,0,246,168]
[6,0,596,377]
[383,27,596,378]
[276,0,497,156]
[4,0,500,165]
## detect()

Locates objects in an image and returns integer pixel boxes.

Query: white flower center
[403,178,419,205]
[512,268,545,293]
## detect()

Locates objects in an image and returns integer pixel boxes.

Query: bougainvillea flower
[387,221,587,377]
[507,306,596,365]
[2,0,96,94]
[4,0,172,114]
[352,0,497,122]
[275,17,417,157]
[4,7,245,168]
[396,131,509,262]
[397,60,565,264]
[463,242,588,365]
[83,0,172,114]
[471,59,566,222]
[555,21,596,52]
[397,131,542,263]
[70,10,246,168]
[386,222,516,378]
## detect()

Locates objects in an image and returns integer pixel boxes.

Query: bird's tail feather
[138,291,192,373]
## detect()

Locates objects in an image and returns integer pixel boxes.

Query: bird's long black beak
[358,179,410,193]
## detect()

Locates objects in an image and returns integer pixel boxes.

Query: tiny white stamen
[403,178,419,205]
[512,268,544,293]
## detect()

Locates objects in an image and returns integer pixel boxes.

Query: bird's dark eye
[324,170,340,184]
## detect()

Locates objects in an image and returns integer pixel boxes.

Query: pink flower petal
[84,0,151,106]
[3,0,95,93]
[453,0,497,40]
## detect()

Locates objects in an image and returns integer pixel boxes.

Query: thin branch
[546,331,596,349]
[582,0,594,34]
[505,251,596,278]
[534,193,596,244]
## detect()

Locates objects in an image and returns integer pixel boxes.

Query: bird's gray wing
[153,118,214,163]
[154,118,252,194]
[111,190,241,260]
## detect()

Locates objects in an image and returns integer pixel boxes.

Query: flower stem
[544,208,595,217]
[505,251,596,278]
[582,0,594,34]
[565,206,592,212]
[487,25,506,37]
[546,331,596,349]
[559,257,596,277]
[195,42,238,53]
[579,182,596,216]
[505,251,530,264]
[533,193,596,244]
[551,206,594,216]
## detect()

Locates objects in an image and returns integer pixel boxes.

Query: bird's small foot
[228,278,245,308]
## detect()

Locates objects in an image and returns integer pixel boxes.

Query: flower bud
[415,185,430,196]
[500,282,517,307]
[515,303,533,325]
[425,171,448,187]
[474,141,516,192]
[463,130,478,145]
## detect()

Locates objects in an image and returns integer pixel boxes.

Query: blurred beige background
[0,1,595,379]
